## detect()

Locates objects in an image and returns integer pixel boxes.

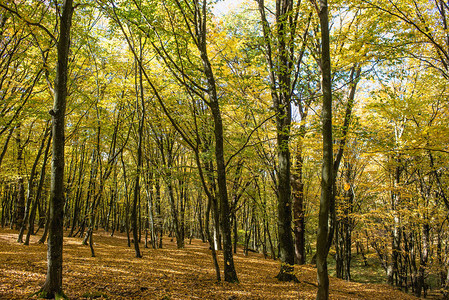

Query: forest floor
[0,228,422,300]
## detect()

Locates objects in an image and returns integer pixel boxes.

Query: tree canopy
[0,0,448,299]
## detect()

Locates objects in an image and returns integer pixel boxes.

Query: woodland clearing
[0,228,421,300]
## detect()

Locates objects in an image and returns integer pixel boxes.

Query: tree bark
[209,99,238,282]
[257,0,305,281]
[197,0,238,281]
[316,0,333,298]
[327,66,361,252]
[0,127,14,168]
[39,0,73,298]
[155,175,163,248]
[292,133,306,265]
[131,52,145,258]
[15,177,25,230]
[205,191,221,282]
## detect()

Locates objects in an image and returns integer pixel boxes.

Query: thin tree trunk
[389,157,402,286]
[197,0,237,279]
[233,213,238,253]
[144,174,156,249]
[18,126,50,243]
[154,175,163,248]
[328,66,361,252]
[69,143,85,237]
[25,132,52,245]
[292,139,306,265]
[167,176,183,248]
[131,48,145,258]
[78,149,98,238]
[0,127,14,168]
[15,177,25,230]
[198,192,206,243]
[205,192,221,282]
[38,199,50,244]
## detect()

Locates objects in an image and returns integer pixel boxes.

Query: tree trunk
[197,192,206,243]
[292,140,306,265]
[256,0,299,281]
[144,173,156,249]
[167,176,183,248]
[38,199,50,244]
[328,66,361,254]
[18,126,50,243]
[15,177,25,230]
[131,48,145,258]
[316,0,333,298]
[69,143,85,237]
[39,0,73,298]
[154,175,163,248]
[389,157,402,286]
[416,223,429,297]
[25,132,52,245]
[0,127,14,168]
[192,0,237,280]
[78,149,98,239]
[205,192,221,282]
[209,99,238,282]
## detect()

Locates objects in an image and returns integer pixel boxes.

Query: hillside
[0,228,419,300]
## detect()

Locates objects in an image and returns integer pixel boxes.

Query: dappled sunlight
[0,228,420,300]
[3,269,43,279]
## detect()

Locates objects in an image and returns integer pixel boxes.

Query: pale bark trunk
[292,137,306,265]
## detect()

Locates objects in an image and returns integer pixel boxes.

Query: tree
[105,0,240,282]
[39,0,73,298]
[312,0,333,298]
[256,0,310,281]
[359,60,449,296]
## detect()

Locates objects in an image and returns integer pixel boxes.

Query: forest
[0,0,448,299]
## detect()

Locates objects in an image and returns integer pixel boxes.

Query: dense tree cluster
[0,0,448,299]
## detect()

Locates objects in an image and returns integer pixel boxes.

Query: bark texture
[316,0,333,298]
[40,0,73,298]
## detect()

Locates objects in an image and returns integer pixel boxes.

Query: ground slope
[0,228,418,299]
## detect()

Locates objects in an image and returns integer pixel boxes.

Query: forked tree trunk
[193,0,237,281]
[257,0,301,281]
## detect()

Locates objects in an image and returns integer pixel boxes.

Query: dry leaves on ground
[0,228,419,299]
